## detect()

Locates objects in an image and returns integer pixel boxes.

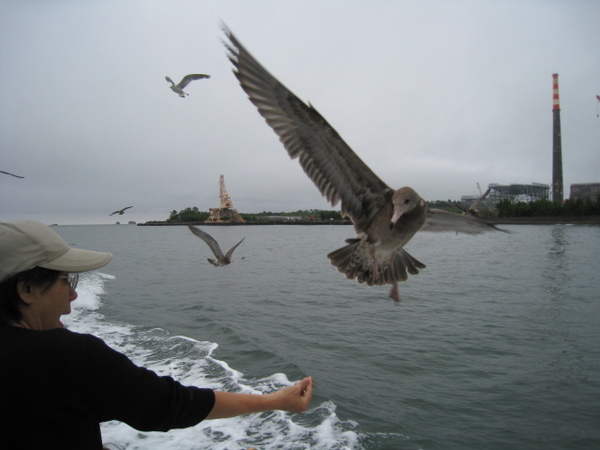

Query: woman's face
[21,272,78,330]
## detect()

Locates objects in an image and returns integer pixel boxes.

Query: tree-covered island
[139,194,600,226]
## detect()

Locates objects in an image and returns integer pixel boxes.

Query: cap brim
[39,247,113,273]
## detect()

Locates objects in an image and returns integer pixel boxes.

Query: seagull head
[390,187,424,229]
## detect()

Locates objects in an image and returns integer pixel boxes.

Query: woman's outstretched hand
[266,376,313,413]
[207,377,314,419]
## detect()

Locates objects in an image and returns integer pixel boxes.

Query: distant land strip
[487,216,600,225]
[138,220,353,226]
[139,216,600,226]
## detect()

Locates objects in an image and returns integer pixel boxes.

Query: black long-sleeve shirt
[0,326,215,449]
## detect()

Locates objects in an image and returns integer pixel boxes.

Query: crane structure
[205,175,245,223]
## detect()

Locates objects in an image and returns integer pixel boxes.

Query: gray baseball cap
[0,220,112,283]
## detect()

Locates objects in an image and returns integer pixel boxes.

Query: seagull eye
[404,199,410,204]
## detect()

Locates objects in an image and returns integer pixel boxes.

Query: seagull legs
[388,282,400,302]
[371,250,401,302]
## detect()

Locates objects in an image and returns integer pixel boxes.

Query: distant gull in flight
[450,186,491,217]
[1,170,24,178]
[224,27,505,302]
[109,206,133,216]
[469,187,491,215]
[188,225,245,266]
[165,74,211,98]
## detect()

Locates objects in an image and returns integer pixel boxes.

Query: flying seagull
[188,225,245,266]
[109,206,133,216]
[224,28,505,302]
[468,187,491,215]
[1,170,24,178]
[450,186,491,217]
[165,74,211,97]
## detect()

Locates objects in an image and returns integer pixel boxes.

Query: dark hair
[0,267,60,326]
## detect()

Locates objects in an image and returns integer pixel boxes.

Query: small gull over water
[109,206,133,216]
[188,225,245,266]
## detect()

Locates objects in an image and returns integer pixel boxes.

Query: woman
[0,220,312,449]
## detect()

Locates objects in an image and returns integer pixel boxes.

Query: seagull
[165,74,211,97]
[1,170,24,178]
[109,206,133,216]
[224,28,505,301]
[451,186,491,217]
[468,187,491,216]
[188,225,245,266]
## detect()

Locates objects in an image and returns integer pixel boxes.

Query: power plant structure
[205,175,245,223]
[458,74,600,209]
[552,73,564,203]
[460,182,550,209]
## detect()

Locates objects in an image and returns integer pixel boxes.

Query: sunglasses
[58,273,79,290]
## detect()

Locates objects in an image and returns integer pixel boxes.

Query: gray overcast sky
[1,0,599,225]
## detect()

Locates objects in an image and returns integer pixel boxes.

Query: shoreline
[139,216,600,226]
[138,220,353,226]
[487,216,600,225]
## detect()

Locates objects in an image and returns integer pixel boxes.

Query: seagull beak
[390,210,403,229]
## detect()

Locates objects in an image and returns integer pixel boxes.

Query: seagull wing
[224,237,245,259]
[0,170,24,178]
[165,76,175,85]
[188,225,225,259]
[224,29,392,233]
[122,206,133,212]
[178,74,211,88]
[421,209,507,234]
[470,187,491,212]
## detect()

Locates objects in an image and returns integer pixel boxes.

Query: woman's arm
[206,377,313,419]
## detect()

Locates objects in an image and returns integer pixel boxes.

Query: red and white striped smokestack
[551,73,563,203]
[552,73,560,111]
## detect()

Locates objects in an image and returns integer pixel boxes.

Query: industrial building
[461,183,550,209]
[487,183,550,204]
[570,183,600,201]
[459,74,599,212]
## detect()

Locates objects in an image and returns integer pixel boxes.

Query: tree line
[159,195,600,224]
[165,208,348,223]
[495,196,600,217]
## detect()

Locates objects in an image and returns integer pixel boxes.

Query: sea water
[57,224,600,449]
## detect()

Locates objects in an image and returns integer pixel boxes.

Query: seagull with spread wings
[165,74,211,98]
[224,27,505,301]
[188,225,245,267]
[109,206,133,216]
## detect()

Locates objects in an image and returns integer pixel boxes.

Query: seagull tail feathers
[327,239,426,287]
